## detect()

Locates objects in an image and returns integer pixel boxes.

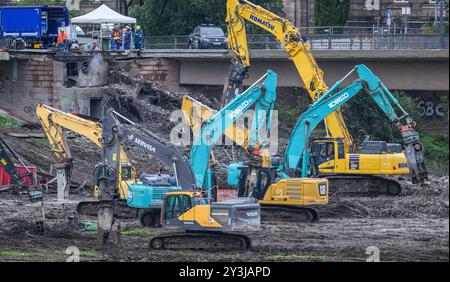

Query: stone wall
[116,57,180,92]
[0,55,107,122]
[284,0,448,28]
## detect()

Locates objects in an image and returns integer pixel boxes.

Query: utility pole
[440,0,445,49]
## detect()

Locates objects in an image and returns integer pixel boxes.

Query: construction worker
[57,28,68,47]
[134,25,144,50]
[124,26,132,50]
[111,27,121,50]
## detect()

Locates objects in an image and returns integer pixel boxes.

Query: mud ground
[0,71,448,262]
[0,191,447,262]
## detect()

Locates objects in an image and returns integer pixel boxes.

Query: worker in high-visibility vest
[57,28,68,46]
[111,27,121,50]
[134,25,144,50]
[124,26,132,50]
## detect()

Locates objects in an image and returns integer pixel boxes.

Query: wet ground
[0,189,447,262]
[0,76,448,261]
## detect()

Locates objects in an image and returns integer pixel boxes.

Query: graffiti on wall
[417,98,448,119]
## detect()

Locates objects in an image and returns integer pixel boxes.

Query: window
[199,27,225,36]
[163,195,192,220]
[337,140,345,159]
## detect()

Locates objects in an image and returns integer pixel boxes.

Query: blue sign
[387,9,392,19]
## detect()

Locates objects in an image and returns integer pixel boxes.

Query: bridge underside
[171,50,449,92]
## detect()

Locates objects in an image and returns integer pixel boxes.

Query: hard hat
[60,28,64,32]
[136,25,141,30]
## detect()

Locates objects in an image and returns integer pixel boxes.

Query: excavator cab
[236,165,279,200]
[150,191,260,250]
[120,163,133,181]
[310,138,346,174]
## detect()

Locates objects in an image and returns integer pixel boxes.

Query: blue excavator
[185,70,330,222]
[92,70,283,247]
[228,64,427,200]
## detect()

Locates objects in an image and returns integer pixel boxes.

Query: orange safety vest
[57,32,68,45]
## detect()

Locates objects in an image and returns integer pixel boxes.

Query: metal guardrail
[143,33,449,50]
[0,37,14,49]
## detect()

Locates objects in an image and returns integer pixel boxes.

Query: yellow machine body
[36,104,136,199]
[259,178,329,206]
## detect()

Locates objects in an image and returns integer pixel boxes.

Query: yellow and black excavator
[97,109,261,249]
[182,70,328,223]
[36,104,135,202]
[222,0,428,194]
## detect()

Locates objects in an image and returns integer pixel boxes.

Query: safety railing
[143,33,449,50]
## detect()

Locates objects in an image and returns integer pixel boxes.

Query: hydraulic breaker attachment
[28,190,46,233]
[97,204,121,245]
[221,61,248,108]
[399,125,428,184]
[54,162,72,202]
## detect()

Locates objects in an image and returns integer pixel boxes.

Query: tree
[313,0,350,28]
[131,0,283,36]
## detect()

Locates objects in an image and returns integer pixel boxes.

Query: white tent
[71,4,136,24]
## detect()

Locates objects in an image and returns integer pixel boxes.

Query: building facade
[284,0,448,28]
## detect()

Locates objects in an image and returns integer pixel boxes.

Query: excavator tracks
[76,201,139,219]
[149,231,251,250]
[260,205,319,223]
[324,175,402,196]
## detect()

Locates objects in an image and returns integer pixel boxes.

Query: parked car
[188,24,227,49]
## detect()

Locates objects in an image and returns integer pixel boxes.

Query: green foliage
[16,0,65,5]
[419,131,449,174]
[0,117,21,129]
[421,23,449,34]
[343,91,449,175]
[313,0,350,28]
[122,227,159,237]
[275,95,311,126]
[131,0,283,36]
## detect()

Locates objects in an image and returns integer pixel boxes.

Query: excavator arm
[190,70,277,189]
[225,0,353,149]
[36,104,134,199]
[95,109,197,244]
[0,136,45,232]
[284,65,427,183]
[102,110,196,192]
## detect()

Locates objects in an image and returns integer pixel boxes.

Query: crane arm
[190,70,277,189]
[284,65,427,183]
[225,0,353,149]
[182,96,249,150]
[36,104,131,166]
[104,110,196,191]
[0,136,36,187]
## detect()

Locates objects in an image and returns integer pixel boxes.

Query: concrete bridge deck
[134,49,449,92]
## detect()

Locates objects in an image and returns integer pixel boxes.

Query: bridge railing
[143,33,448,50]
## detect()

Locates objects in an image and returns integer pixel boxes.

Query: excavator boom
[284,65,427,183]
[36,104,134,199]
[190,70,277,189]
[225,0,353,149]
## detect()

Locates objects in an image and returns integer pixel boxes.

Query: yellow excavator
[182,97,328,222]
[97,109,261,249]
[222,0,428,194]
[36,104,135,202]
